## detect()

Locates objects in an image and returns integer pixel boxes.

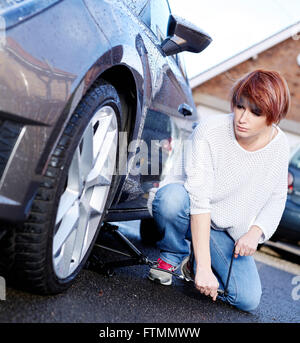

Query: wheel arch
[34,64,140,218]
[100,65,137,142]
[99,65,139,206]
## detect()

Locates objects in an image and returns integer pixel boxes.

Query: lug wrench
[149,248,235,297]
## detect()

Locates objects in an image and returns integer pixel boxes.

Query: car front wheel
[1,79,122,294]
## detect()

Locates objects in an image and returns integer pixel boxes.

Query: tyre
[0,79,123,294]
[140,218,163,246]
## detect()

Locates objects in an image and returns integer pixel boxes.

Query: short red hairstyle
[230,69,291,125]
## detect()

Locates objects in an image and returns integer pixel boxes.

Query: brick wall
[192,37,300,122]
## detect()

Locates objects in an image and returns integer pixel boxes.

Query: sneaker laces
[155,258,176,272]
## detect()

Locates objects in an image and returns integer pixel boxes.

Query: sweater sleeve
[183,123,215,214]
[252,159,289,244]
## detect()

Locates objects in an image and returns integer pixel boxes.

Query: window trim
[0,0,62,30]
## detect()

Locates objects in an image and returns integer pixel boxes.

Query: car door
[138,0,198,200]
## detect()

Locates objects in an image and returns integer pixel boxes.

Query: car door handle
[178,103,193,116]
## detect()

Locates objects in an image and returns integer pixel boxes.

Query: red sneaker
[148,258,177,285]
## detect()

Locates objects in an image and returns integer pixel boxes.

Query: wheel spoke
[67,146,84,194]
[85,173,111,190]
[80,214,100,260]
[92,111,114,162]
[54,229,77,279]
[81,122,94,181]
[71,191,93,267]
[86,129,117,187]
[55,188,79,225]
[89,185,109,215]
[80,188,94,213]
[53,201,80,256]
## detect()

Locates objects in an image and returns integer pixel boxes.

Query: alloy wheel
[53,105,118,279]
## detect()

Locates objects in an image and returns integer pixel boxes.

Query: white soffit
[190,22,300,89]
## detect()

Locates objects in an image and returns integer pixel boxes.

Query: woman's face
[233,97,271,140]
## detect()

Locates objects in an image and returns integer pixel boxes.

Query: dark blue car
[277,146,300,242]
[0,0,211,295]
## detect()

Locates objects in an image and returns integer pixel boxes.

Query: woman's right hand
[194,267,219,301]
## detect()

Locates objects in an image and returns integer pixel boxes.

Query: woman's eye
[237,104,244,109]
[252,110,262,116]
[253,112,261,117]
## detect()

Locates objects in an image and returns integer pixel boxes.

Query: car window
[290,147,300,169]
[140,0,171,43]
[176,53,188,82]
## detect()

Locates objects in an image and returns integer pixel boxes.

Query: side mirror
[161,15,212,56]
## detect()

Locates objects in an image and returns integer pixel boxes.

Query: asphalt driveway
[0,221,299,324]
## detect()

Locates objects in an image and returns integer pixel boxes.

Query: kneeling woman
[147,69,290,312]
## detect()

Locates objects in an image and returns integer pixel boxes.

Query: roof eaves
[190,21,300,89]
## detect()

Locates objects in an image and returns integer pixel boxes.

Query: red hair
[230,69,291,125]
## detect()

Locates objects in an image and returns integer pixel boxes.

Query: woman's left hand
[234,226,263,258]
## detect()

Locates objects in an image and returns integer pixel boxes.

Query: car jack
[85,222,234,296]
[85,222,156,277]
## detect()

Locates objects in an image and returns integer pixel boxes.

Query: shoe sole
[180,255,194,281]
[148,267,174,286]
[147,274,172,286]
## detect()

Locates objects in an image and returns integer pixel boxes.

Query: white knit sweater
[147,113,290,243]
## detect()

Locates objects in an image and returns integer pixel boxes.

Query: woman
[147,69,291,311]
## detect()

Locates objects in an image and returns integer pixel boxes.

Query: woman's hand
[234,225,263,258]
[194,267,219,301]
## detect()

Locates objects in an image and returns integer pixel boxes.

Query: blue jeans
[152,183,262,312]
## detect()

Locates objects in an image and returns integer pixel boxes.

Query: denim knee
[152,183,190,221]
[231,282,262,312]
